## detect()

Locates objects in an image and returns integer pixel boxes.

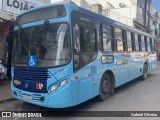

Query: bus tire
[141,64,148,80]
[98,73,111,101]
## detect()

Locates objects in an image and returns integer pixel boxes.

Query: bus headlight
[49,83,57,93]
[48,79,67,93]
[59,79,67,87]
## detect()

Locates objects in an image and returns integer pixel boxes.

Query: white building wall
[52,0,138,27]
[79,0,90,10]
[107,0,137,27]
[52,0,158,36]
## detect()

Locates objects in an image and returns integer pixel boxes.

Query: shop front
[0,0,43,83]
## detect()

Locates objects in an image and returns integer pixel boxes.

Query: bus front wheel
[141,64,148,80]
[98,73,111,101]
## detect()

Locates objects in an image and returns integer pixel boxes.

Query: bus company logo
[14,80,21,85]
[36,83,43,90]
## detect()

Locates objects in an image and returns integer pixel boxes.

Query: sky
[152,0,160,12]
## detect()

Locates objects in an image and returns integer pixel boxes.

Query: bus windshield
[12,23,70,67]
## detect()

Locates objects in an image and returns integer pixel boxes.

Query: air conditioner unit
[119,2,125,7]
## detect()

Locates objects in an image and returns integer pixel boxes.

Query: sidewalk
[0,80,12,101]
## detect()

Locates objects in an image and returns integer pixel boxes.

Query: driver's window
[73,23,97,72]
[73,24,83,53]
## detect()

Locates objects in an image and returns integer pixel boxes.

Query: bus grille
[16,90,44,101]
[14,67,51,81]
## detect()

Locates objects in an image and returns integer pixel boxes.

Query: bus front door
[77,64,94,103]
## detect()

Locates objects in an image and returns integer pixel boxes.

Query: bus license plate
[23,95,32,100]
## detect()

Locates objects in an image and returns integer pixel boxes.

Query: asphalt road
[1,63,160,120]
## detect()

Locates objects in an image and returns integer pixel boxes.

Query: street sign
[0,0,43,15]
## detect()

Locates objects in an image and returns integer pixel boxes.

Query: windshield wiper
[17,20,49,47]
[28,20,49,59]
[33,20,49,45]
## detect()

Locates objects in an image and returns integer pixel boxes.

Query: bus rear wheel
[98,73,111,101]
[141,64,148,80]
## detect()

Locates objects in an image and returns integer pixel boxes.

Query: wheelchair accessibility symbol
[28,55,36,67]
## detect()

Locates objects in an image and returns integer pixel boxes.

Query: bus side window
[126,31,132,51]
[144,36,148,51]
[115,27,123,52]
[147,37,151,51]
[101,24,113,51]
[141,36,145,51]
[135,34,139,51]
[154,39,156,51]
[73,24,97,71]
[151,38,156,51]
[138,35,141,51]
[73,24,83,53]
[84,26,97,53]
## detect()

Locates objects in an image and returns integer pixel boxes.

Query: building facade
[59,0,159,37]
[52,0,160,60]
[106,0,157,36]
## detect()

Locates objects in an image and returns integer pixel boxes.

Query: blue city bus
[11,3,157,108]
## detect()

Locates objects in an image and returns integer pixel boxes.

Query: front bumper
[11,82,73,108]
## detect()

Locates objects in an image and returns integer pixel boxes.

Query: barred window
[115,27,123,51]
[147,37,151,51]
[126,31,132,51]
[141,36,145,51]
[102,24,113,51]
[135,34,139,51]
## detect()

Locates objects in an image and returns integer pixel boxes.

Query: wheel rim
[102,79,110,94]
